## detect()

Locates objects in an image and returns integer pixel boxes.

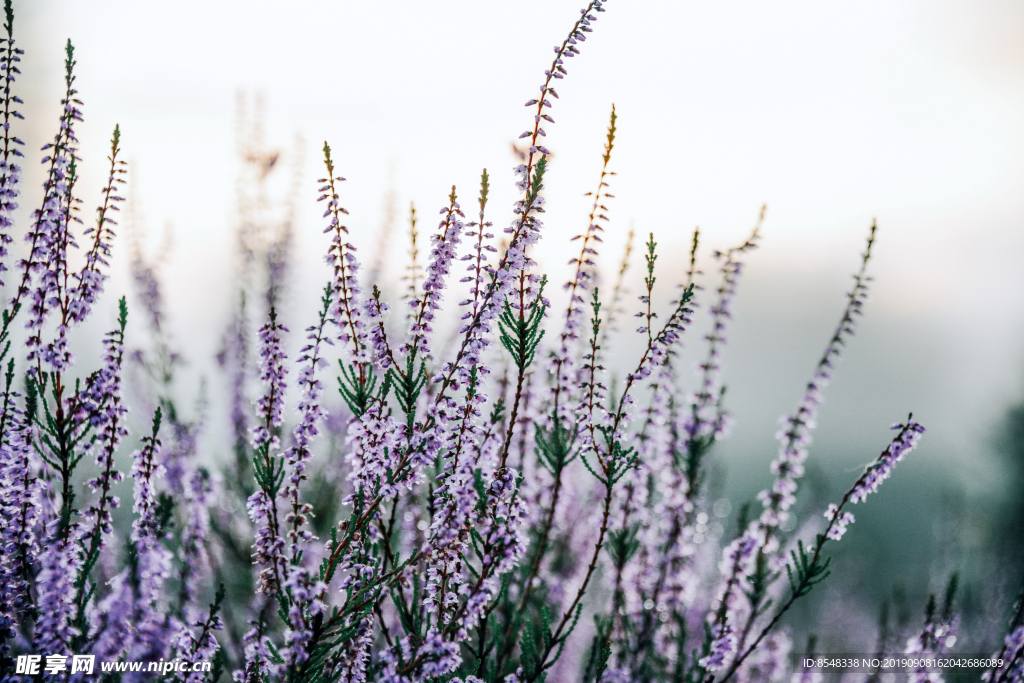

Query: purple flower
[67,127,126,328]
[400,189,464,362]
[754,223,877,545]
[849,420,925,504]
[701,624,738,671]
[33,535,82,661]
[283,566,327,667]
[0,19,25,289]
[0,370,40,624]
[236,620,276,683]
[319,144,370,363]
[78,314,129,556]
[282,288,333,568]
[175,467,214,625]
[22,43,86,376]
[983,625,1023,683]
[822,504,854,541]
[905,598,958,683]
[252,308,288,449]
[550,106,617,422]
[682,221,760,452]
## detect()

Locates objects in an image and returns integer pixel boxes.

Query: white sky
[15,0,1024,498]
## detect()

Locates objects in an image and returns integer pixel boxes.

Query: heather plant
[0,2,1022,683]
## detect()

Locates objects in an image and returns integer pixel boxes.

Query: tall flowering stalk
[430,0,610,419]
[22,40,83,375]
[93,408,173,668]
[551,103,616,420]
[703,222,876,673]
[67,125,126,327]
[516,239,696,681]
[0,3,976,683]
[320,144,368,367]
[0,0,23,298]
[712,418,926,683]
[904,579,959,683]
[247,308,289,598]
[507,108,618,652]
[279,286,333,667]
[71,298,129,649]
[985,596,1024,683]
[0,358,27,656]
[605,228,703,678]
[683,213,761,462]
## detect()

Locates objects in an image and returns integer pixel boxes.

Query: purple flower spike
[0,15,25,290]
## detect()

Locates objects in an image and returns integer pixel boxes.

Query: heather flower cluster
[0,2,1021,683]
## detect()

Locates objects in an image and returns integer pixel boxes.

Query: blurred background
[15,0,1024,656]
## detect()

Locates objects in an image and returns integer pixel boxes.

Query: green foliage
[498,276,548,372]
[644,233,657,293]
[582,616,612,683]
[118,295,128,331]
[607,523,641,571]
[389,355,425,423]
[534,417,576,476]
[337,360,380,417]
[479,168,490,211]
[786,540,832,599]
[252,441,286,499]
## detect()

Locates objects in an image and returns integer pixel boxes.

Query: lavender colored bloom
[78,315,129,553]
[97,410,176,669]
[281,288,332,579]
[175,467,214,626]
[283,566,327,667]
[377,628,461,683]
[33,536,82,663]
[171,588,224,683]
[364,289,393,370]
[822,504,854,541]
[235,620,276,683]
[0,365,27,658]
[92,541,174,671]
[66,127,126,328]
[246,488,285,596]
[445,464,528,639]
[22,43,86,376]
[702,624,739,671]
[131,411,165,541]
[401,190,464,362]
[332,613,373,683]
[737,631,791,683]
[252,308,288,449]
[0,12,25,289]
[682,220,760,452]
[246,308,290,596]
[755,224,877,545]
[849,420,925,504]
[319,144,370,363]
[701,534,758,671]
[905,602,958,683]
[0,373,39,625]
[344,398,406,498]
[984,626,1023,683]
[424,408,485,622]
[550,106,616,422]
[704,225,877,671]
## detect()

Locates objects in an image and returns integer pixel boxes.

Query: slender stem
[716,421,917,683]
